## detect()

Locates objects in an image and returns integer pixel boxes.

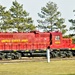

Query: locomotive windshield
[55,36,60,40]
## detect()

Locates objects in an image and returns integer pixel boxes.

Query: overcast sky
[0,0,75,34]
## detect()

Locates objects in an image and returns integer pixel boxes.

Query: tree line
[0,0,74,35]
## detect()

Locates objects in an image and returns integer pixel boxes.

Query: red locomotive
[0,31,75,59]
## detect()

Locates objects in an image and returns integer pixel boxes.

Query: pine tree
[37,1,67,34]
[9,0,35,32]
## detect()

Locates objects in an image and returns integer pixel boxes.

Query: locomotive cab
[50,31,62,49]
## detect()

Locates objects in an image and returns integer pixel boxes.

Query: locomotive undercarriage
[50,50,73,58]
[0,51,21,60]
[0,49,75,60]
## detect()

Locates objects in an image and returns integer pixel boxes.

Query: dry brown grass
[0,60,75,75]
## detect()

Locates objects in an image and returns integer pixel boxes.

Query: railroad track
[0,57,75,63]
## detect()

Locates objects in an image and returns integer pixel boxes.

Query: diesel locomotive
[0,31,74,59]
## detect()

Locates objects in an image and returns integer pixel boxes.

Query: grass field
[0,60,75,75]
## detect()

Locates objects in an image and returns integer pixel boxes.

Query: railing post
[47,47,50,62]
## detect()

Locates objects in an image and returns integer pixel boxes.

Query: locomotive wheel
[51,51,59,58]
[0,53,6,60]
[11,53,16,59]
[66,51,73,57]
[16,52,21,59]
[60,54,66,58]
[50,51,55,58]
[59,51,66,58]
[5,53,12,59]
[54,51,60,57]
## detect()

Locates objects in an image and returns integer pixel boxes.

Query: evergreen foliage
[0,0,35,32]
[37,1,67,34]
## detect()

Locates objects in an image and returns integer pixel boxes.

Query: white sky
[0,0,75,34]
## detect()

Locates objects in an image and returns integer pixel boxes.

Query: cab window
[55,36,60,40]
